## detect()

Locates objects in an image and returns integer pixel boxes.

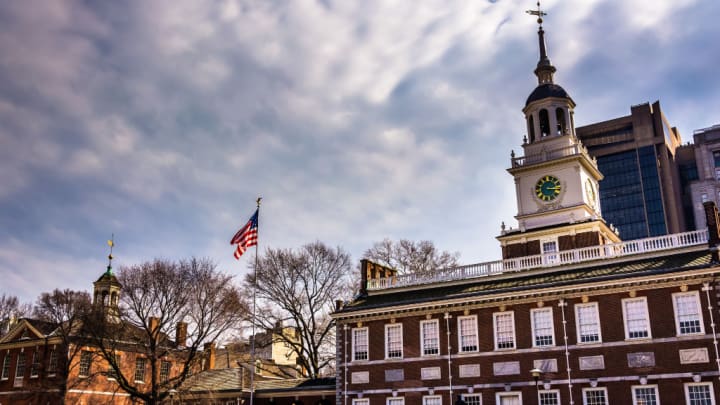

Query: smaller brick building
[0,267,187,405]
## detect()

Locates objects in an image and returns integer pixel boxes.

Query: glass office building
[576,101,686,240]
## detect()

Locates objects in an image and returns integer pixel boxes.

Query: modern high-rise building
[575,103,687,240]
[677,124,720,231]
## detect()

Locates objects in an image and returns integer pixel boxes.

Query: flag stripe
[231,209,259,260]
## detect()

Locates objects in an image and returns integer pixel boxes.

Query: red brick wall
[338,283,720,405]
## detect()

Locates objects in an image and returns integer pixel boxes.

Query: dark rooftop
[338,249,714,314]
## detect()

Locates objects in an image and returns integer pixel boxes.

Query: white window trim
[493,311,516,351]
[582,387,608,405]
[539,389,561,405]
[622,297,652,340]
[684,382,715,405]
[1,353,10,380]
[420,319,440,356]
[457,315,479,353]
[422,395,442,405]
[385,323,403,359]
[575,302,602,344]
[673,291,705,336]
[351,327,369,362]
[495,391,522,404]
[387,397,405,405]
[631,384,659,405]
[531,307,556,347]
[541,237,559,265]
[353,399,369,405]
[631,384,660,404]
[461,393,482,405]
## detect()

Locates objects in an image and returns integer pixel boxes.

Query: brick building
[0,266,186,404]
[332,11,720,405]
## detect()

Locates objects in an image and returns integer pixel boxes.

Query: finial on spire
[106,234,115,275]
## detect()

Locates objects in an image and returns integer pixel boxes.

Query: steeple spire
[105,234,115,275]
[526,1,556,85]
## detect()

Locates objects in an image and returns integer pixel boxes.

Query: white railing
[367,229,709,290]
[511,144,595,168]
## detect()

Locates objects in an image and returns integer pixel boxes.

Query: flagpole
[249,197,261,405]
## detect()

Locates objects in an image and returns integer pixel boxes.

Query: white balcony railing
[511,143,596,168]
[367,229,709,290]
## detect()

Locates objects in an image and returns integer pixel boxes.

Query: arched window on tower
[556,108,567,135]
[539,109,550,137]
[528,115,536,143]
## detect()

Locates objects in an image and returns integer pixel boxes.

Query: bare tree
[246,241,353,378]
[363,238,460,274]
[84,258,247,405]
[0,293,32,332]
[32,289,93,401]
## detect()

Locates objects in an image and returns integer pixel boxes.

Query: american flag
[230,209,259,259]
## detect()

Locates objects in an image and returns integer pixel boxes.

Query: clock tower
[497,2,620,260]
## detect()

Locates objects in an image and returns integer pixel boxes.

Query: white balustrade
[367,229,709,291]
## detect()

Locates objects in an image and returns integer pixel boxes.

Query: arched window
[556,107,567,135]
[528,115,536,143]
[539,109,550,137]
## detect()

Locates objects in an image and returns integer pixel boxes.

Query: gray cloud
[0,0,718,302]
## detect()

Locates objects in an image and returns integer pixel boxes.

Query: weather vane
[106,234,115,274]
[526,1,547,26]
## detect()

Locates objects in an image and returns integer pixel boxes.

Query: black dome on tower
[525,83,573,107]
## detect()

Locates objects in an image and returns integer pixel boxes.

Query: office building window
[30,350,39,378]
[576,302,601,343]
[685,382,715,405]
[458,315,478,352]
[461,394,481,405]
[632,385,658,405]
[542,240,558,264]
[496,392,522,405]
[160,361,171,382]
[423,395,442,405]
[673,292,704,335]
[387,397,405,405]
[353,400,369,405]
[623,297,651,339]
[79,351,92,377]
[352,327,368,361]
[15,352,25,380]
[494,311,516,350]
[1,354,10,380]
[47,348,58,376]
[531,307,555,347]
[583,388,608,405]
[385,324,403,359]
[540,390,560,405]
[134,357,147,382]
[420,319,440,356]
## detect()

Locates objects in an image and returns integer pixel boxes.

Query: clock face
[585,179,597,207]
[535,175,561,201]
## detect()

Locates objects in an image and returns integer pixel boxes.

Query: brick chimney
[175,322,187,348]
[149,317,160,338]
[203,342,216,370]
[359,259,397,294]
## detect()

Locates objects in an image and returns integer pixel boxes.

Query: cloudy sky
[1,0,719,303]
